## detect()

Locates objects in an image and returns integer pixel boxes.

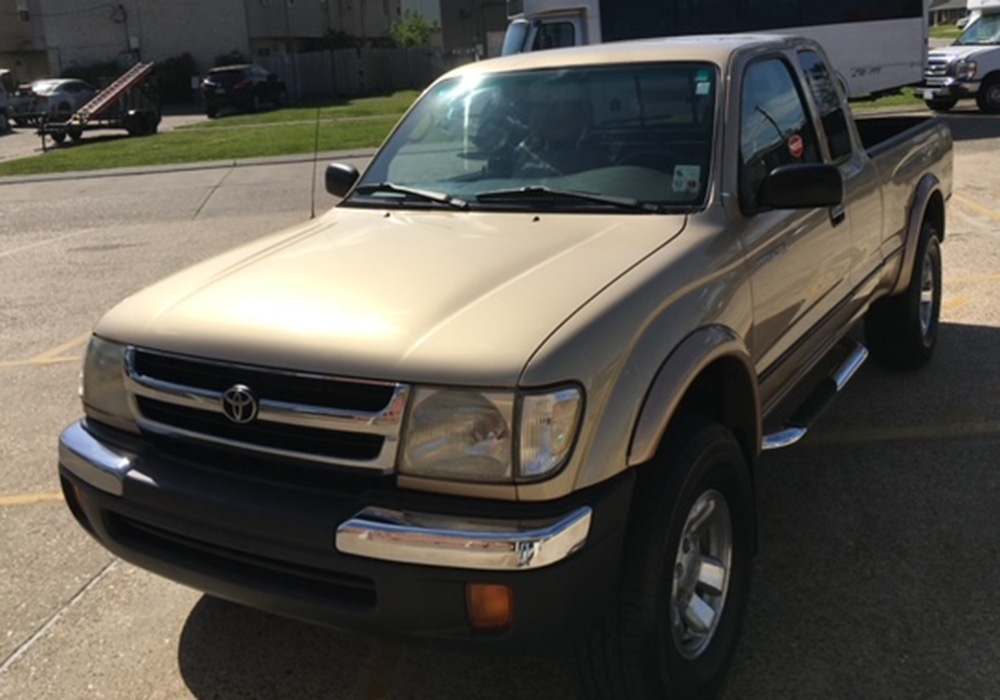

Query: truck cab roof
[445,34,808,78]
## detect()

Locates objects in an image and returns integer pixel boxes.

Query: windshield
[501,20,530,55]
[349,63,718,213]
[957,14,1000,45]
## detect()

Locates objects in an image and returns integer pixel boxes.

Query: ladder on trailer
[69,62,154,125]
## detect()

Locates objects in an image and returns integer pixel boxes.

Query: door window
[797,51,852,162]
[739,57,821,213]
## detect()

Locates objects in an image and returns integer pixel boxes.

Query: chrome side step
[761,342,869,451]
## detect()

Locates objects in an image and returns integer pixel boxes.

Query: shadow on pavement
[939,110,1000,142]
[178,596,373,699]
[725,321,1000,698]
[178,323,999,699]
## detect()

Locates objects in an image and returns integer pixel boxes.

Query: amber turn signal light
[466,583,514,630]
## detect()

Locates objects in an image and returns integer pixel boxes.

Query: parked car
[0,77,10,133]
[200,64,286,118]
[22,78,97,121]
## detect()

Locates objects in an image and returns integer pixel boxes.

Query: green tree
[390,10,436,48]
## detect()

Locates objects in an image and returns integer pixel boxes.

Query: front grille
[137,397,384,462]
[109,513,377,610]
[125,347,410,470]
[132,350,395,412]
[925,59,952,79]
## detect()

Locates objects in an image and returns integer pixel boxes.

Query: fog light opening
[467,583,514,630]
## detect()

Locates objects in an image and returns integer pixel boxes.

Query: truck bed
[854,115,950,157]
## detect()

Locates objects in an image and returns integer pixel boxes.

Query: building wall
[328,0,400,42]
[133,0,249,73]
[0,0,48,81]
[17,0,247,77]
[401,0,442,24]
[439,0,506,53]
[245,0,330,40]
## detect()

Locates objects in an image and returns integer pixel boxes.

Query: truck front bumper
[923,78,981,101]
[59,420,633,648]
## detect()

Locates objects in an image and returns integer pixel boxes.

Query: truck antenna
[310,105,321,219]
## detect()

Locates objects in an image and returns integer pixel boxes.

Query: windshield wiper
[475,186,662,213]
[353,182,468,210]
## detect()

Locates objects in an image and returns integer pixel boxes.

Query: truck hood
[929,45,996,61]
[97,207,686,386]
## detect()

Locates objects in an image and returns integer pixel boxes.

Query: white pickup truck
[925,1,1000,112]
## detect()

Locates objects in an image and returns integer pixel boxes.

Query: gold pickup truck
[59,36,952,697]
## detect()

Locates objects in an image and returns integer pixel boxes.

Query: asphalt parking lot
[1,108,1000,699]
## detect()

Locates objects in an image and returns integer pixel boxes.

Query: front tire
[977,78,1000,113]
[579,420,755,699]
[866,222,942,370]
[924,97,958,113]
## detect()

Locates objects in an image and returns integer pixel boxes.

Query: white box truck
[501,0,929,98]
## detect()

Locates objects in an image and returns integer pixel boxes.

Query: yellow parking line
[942,296,971,313]
[953,192,1000,223]
[949,274,1000,285]
[0,492,64,507]
[0,331,89,369]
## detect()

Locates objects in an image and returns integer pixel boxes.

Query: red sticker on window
[789,134,804,160]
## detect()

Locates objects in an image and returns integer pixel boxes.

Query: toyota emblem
[221,384,258,424]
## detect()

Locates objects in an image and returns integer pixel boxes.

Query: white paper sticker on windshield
[695,82,711,96]
[673,165,701,195]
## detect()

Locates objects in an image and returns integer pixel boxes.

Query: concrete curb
[0,149,378,186]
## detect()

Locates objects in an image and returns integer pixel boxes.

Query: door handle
[829,204,846,227]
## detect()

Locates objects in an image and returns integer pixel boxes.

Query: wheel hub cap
[919,247,936,340]
[669,490,733,660]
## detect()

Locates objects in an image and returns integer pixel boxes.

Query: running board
[761,342,869,451]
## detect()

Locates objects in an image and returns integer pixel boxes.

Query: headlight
[400,385,583,483]
[519,387,582,480]
[82,336,134,430]
[956,59,978,80]
[401,388,515,482]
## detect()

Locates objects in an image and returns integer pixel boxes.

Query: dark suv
[201,64,286,118]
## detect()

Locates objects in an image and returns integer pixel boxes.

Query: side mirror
[758,164,843,210]
[325,162,360,198]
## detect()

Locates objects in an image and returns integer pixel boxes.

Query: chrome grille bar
[124,347,410,471]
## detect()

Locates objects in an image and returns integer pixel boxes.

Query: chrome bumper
[923,79,981,97]
[59,421,134,497]
[336,506,593,571]
[61,420,594,572]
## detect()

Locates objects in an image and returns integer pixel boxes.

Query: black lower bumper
[60,421,634,650]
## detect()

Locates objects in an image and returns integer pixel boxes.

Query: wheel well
[924,190,945,242]
[666,358,758,469]
[981,71,1000,87]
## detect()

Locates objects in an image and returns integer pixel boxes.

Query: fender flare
[628,325,760,467]
[892,174,943,296]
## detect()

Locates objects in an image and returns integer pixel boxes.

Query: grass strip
[0,116,399,177]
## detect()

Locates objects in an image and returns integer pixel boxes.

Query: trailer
[39,62,160,147]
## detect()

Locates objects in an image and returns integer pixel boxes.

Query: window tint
[798,51,852,162]
[739,58,820,212]
[532,21,575,50]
